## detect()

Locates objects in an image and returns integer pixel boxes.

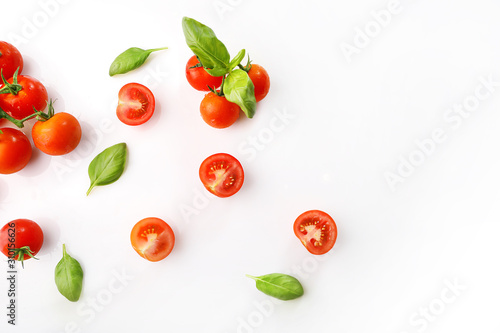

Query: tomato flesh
[130,217,175,262]
[32,112,82,155]
[0,219,44,261]
[294,210,337,255]
[199,153,244,197]
[116,83,155,126]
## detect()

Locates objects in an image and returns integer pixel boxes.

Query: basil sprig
[87,143,127,195]
[246,273,304,300]
[55,244,83,302]
[109,47,168,76]
[182,17,256,118]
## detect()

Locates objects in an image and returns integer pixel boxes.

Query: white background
[1,0,500,332]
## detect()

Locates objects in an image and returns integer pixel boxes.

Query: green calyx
[0,67,23,95]
[10,246,39,269]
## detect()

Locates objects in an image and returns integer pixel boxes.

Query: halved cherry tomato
[199,153,244,198]
[130,217,175,262]
[32,111,82,156]
[186,55,224,91]
[116,83,155,126]
[0,219,44,266]
[0,73,47,120]
[200,92,240,129]
[293,210,337,255]
[0,41,23,80]
[247,64,270,102]
[0,127,32,174]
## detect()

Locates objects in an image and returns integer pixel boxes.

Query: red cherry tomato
[116,83,155,126]
[32,112,82,156]
[247,64,270,102]
[294,210,337,255]
[0,127,32,174]
[0,219,44,266]
[0,41,23,80]
[199,153,244,198]
[0,74,47,120]
[130,217,175,262]
[200,92,240,129]
[186,55,224,91]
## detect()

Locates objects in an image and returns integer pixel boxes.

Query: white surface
[1,0,500,332]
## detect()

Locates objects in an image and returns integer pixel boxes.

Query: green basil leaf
[182,17,230,75]
[55,244,83,302]
[109,47,168,76]
[229,49,246,72]
[246,273,304,300]
[224,69,256,118]
[87,143,127,195]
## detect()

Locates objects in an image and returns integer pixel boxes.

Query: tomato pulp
[130,217,175,262]
[293,210,337,255]
[199,153,244,197]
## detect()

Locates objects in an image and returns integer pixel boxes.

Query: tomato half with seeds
[0,219,44,266]
[293,210,337,255]
[130,217,175,262]
[185,55,224,91]
[199,153,244,198]
[116,83,155,126]
[0,41,23,80]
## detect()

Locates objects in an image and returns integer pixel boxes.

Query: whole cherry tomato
[247,64,270,102]
[0,71,47,120]
[32,102,82,156]
[0,219,44,267]
[0,127,32,174]
[200,92,240,129]
[0,41,23,80]
[186,55,224,92]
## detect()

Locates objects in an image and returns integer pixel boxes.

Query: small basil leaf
[247,273,304,300]
[224,69,256,118]
[109,47,167,76]
[87,143,127,195]
[55,244,83,302]
[229,49,246,72]
[182,17,230,75]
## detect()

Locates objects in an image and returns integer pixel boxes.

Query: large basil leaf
[87,143,127,195]
[55,244,83,302]
[246,273,304,300]
[182,17,230,76]
[224,69,256,118]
